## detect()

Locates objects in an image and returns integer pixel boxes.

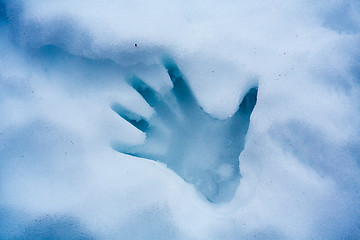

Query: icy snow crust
[1,0,360,239]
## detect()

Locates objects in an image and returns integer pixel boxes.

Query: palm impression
[111,57,258,203]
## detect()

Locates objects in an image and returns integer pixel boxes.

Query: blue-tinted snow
[1,0,360,239]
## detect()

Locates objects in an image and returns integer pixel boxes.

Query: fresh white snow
[1,0,360,239]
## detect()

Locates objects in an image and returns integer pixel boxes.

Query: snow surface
[1,0,360,239]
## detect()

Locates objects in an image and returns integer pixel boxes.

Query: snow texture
[1,0,360,239]
[111,59,257,203]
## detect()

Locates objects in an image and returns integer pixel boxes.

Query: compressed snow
[1,0,360,239]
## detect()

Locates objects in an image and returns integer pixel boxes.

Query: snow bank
[1,0,360,239]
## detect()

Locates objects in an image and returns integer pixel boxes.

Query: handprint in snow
[111,57,257,203]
